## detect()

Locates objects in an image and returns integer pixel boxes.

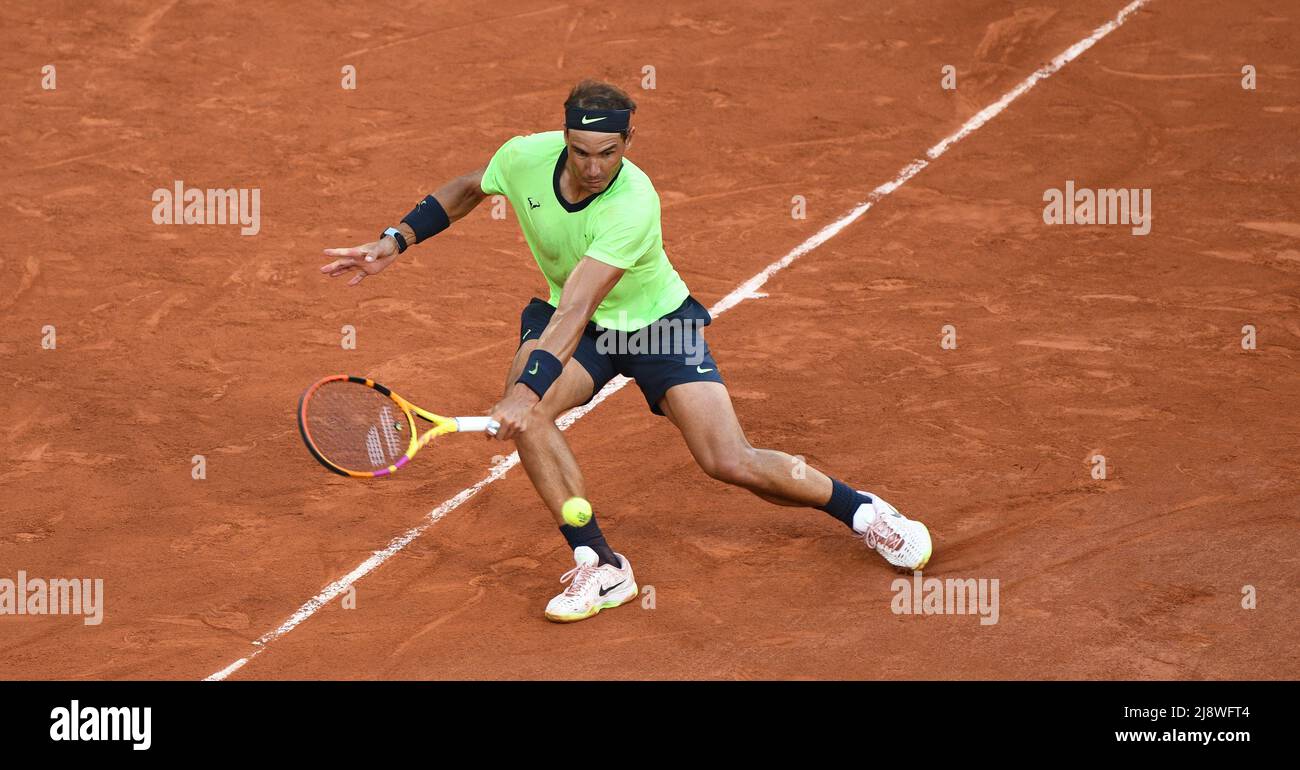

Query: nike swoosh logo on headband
[581,115,607,124]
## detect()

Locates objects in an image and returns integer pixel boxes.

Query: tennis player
[321,80,932,623]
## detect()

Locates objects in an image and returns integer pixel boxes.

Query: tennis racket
[297,375,500,478]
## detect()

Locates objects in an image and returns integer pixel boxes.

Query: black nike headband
[564,106,632,133]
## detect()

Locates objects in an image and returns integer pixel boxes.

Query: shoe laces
[559,562,600,597]
[865,514,905,552]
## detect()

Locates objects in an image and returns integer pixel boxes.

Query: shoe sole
[544,583,639,623]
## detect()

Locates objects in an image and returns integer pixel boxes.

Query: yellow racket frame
[298,375,497,478]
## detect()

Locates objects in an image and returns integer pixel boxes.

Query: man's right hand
[320,238,400,286]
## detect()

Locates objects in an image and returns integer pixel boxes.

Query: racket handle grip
[455,416,500,435]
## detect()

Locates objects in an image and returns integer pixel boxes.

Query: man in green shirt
[321,80,932,623]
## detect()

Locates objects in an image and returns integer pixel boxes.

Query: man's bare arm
[389,167,488,247]
[487,256,624,440]
[322,167,490,285]
[534,257,626,366]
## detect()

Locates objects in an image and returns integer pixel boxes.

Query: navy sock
[559,515,621,568]
[819,479,871,530]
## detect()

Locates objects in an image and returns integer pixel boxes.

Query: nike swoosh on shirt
[696,366,714,373]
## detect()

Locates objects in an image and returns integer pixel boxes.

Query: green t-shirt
[480,131,689,331]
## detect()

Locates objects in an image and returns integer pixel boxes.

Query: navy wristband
[401,195,451,242]
[516,349,564,400]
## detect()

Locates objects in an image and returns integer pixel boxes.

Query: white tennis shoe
[544,546,638,623]
[853,491,933,571]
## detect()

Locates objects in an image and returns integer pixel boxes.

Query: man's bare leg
[501,340,596,528]
[501,341,635,616]
[659,381,833,507]
[659,381,934,570]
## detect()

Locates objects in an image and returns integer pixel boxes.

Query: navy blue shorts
[518,296,725,416]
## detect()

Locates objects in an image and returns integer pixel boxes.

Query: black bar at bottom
[0,680,1288,757]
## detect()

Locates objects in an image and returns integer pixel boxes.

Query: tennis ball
[561,497,592,527]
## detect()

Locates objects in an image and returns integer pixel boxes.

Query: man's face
[564,125,634,195]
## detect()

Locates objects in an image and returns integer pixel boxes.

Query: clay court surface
[2,0,1297,679]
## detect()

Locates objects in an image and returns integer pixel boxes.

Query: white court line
[206,0,1152,681]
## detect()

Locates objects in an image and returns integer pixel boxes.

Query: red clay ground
[2,0,1297,679]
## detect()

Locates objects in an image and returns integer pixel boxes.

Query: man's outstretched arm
[319,167,488,286]
[380,167,489,255]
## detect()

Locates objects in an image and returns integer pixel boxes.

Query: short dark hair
[564,79,636,140]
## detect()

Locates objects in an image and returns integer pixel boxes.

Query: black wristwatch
[381,227,408,254]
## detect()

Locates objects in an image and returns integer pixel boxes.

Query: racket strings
[304,382,410,472]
